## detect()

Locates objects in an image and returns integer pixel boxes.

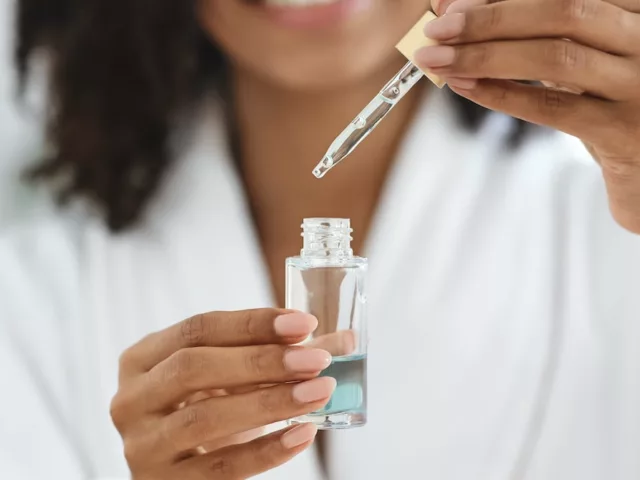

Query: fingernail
[281,423,318,449]
[292,377,337,404]
[414,46,456,68]
[274,313,318,337]
[433,0,455,16]
[446,0,485,14]
[424,13,465,40]
[446,77,477,90]
[284,348,332,373]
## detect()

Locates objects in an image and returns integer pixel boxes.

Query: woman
[2,0,640,478]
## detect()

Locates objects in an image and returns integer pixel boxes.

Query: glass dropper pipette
[312,60,424,179]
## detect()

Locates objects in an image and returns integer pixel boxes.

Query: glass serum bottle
[286,218,368,429]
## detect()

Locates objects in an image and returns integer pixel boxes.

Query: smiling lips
[263,0,343,6]
[258,0,370,29]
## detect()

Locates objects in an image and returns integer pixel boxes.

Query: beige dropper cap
[396,11,446,88]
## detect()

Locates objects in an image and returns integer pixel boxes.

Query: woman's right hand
[110,309,335,479]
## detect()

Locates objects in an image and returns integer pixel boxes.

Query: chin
[201,0,430,91]
[244,42,402,92]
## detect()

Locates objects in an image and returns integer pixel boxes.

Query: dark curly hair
[16,0,531,232]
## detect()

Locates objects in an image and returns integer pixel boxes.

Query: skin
[418,0,640,234]
[112,0,640,477]
[200,0,432,304]
[111,309,337,478]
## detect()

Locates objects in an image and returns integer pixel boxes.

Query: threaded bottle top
[301,218,353,258]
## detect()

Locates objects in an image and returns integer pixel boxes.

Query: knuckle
[486,5,503,30]
[180,314,210,346]
[245,346,282,377]
[256,387,281,416]
[539,86,568,116]
[207,456,235,477]
[246,350,269,377]
[602,158,640,185]
[544,40,583,72]
[109,392,131,431]
[167,350,202,390]
[466,44,491,71]
[118,347,136,373]
[471,5,503,35]
[173,402,225,448]
[253,438,282,467]
[179,403,210,434]
[491,85,511,107]
[237,310,262,341]
[557,0,592,22]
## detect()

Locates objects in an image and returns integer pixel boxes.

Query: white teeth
[264,0,340,7]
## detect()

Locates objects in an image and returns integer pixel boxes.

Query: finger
[416,40,639,100]
[139,345,331,412]
[174,423,318,480]
[576,0,640,13]
[435,0,640,15]
[433,0,487,16]
[429,0,640,57]
[151,377,334,456]
[306,330,356,356]
[199,426,268,454]
[119,309,318,374]
[448,79,616,145]
[612,0,640,12]
[180,392,269,455]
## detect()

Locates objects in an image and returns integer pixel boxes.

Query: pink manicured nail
[446,77,478,90]
[274,313,317,337]
[424,13,465,40]
[284,348,332,373]
[281,423,318,449]
[433,0,456,16]
[414,45,456,68]
[292,377,337,404]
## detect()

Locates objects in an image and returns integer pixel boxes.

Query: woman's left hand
[419,0,640,234]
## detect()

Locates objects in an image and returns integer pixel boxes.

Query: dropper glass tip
[312,155,334,179]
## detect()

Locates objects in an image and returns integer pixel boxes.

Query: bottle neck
[301,218,353,259]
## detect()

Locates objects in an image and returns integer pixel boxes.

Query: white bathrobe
[1,9,640,480]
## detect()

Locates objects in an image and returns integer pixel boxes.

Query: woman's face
[201,0,431,91]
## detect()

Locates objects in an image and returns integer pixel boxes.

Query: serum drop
[286,218,368,429]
